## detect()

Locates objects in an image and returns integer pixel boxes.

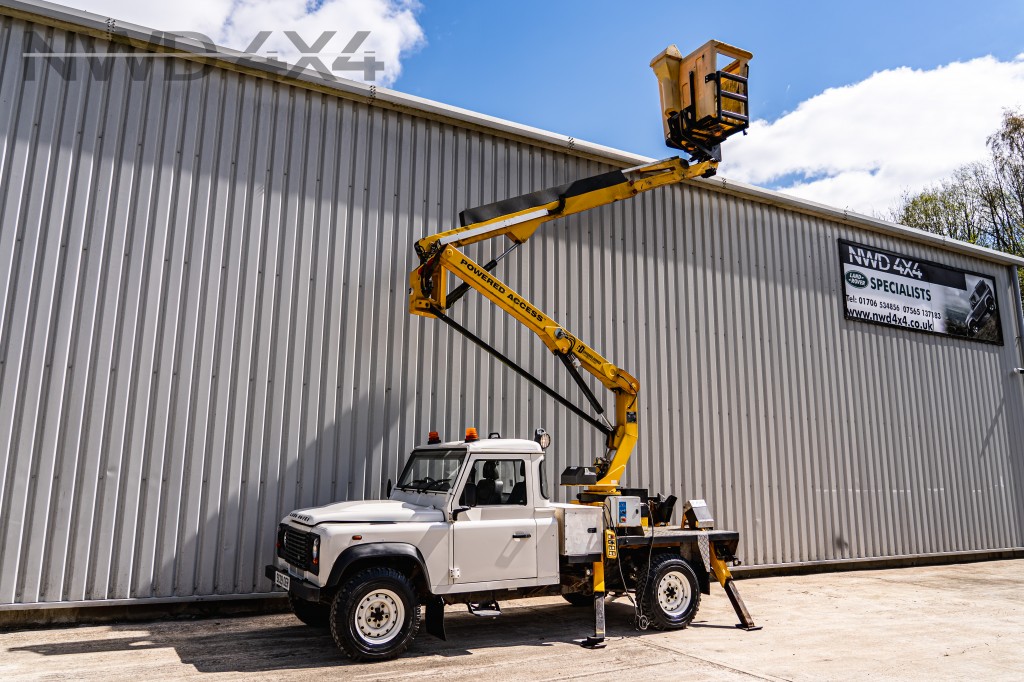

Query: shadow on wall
[156,385,406,603]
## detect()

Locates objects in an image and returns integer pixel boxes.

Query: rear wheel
[636,554,700,630]
[330,567,420,662]
[288,593,330,628]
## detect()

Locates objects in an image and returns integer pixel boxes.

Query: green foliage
[890,109,1024,304]
[891,164,987,245]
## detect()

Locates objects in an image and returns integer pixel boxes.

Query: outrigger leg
[709,543,762,631]
[581,559,608,648]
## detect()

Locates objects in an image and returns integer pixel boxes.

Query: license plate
[274,571,291,591]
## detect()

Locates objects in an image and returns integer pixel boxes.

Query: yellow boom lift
[409,40,757,645]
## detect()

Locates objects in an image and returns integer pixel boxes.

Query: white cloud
[725,56,1024,216]
[72,1,424,85]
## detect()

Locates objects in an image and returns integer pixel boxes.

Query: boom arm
[409,156,717,492]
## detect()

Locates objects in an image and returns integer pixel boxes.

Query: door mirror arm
[451,506,471,521]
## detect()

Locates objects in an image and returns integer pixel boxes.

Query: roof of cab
[416,438,543,454]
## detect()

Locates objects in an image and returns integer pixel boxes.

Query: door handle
[512,531,532,539]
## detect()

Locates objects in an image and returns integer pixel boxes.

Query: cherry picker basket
[650,40,751,161]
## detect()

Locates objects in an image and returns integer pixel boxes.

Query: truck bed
[616,527,740,557]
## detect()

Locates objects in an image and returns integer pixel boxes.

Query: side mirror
[386,478,393,497]
[451,506,471,521]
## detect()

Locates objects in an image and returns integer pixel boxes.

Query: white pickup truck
[265,431,751,661]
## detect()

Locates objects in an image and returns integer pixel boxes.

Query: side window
[465,459,528,506]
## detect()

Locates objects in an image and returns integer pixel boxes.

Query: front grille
[278,525,316,573]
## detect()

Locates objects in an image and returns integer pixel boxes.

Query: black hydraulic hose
[431,308,614,438]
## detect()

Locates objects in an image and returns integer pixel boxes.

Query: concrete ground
[2,559,1023,681]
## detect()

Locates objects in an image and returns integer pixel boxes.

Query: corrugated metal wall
[1,13,1022,608]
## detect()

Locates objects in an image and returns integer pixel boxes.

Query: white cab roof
[416,438,543,454]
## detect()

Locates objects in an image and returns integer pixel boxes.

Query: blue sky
[395,1,1024,159]
[76,0,1024,213]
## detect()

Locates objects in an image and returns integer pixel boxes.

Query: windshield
[396,449,466,493]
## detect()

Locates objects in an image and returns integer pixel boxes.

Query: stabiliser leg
[581,560,607,648]
[709,544,762,631]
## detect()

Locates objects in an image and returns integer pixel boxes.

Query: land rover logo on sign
[845,270,868,288]
[838,239,1003,344]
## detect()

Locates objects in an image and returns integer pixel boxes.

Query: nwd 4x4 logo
[845,270,868,288]
[22,28,386,82]
[847,246,923,279]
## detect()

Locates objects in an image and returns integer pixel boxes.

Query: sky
[70,0,1024,216]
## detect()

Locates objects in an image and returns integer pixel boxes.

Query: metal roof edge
[3,0,1021,268]
[694,176,1024,268]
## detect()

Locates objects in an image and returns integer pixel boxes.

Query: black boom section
[459,169,628,226]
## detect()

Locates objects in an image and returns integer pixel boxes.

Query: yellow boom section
[409,157,716,492]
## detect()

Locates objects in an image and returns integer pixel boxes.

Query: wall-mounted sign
[838,239,1002,345]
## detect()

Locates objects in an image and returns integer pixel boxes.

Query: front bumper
[265,565,321,602]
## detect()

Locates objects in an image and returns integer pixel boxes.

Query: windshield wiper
[421,478,451,492]
[402,477,451,493]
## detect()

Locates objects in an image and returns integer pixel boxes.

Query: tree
[890,109,1024,304]
[891,164,987,245]
[979,110,1024,256]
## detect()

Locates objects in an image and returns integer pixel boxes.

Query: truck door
[452,458,538,584]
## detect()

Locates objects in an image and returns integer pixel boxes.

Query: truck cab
[386,435,561,590]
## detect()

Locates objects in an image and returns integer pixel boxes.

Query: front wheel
[330,567,421,662]
[637,554,701,630]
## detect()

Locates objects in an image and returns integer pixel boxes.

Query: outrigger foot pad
[580,636,607,649]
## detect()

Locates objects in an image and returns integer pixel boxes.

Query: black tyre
[330,567,421,662]
[636,554,701,630]
[562,592,594,607]
[986,295,996,312]
[289,593,330,628]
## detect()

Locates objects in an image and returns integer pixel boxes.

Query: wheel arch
[326,543,432,598]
